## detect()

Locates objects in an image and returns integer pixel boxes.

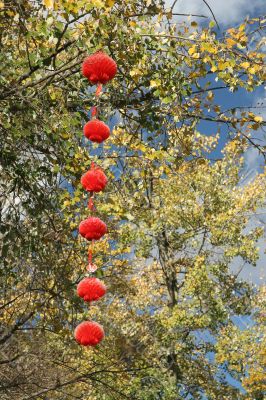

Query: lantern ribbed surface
[81,166,107,193]
[82,51,117,84]
[74,321,104,346]
[77,277,106,302]
[84,119,110,143]
[79,217,107,241]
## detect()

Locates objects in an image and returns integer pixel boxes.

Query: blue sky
[165,0,265,26]
[163,0,266,286]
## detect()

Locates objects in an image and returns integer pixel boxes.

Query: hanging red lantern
[82,51,117,85]
[81,164,107,193]
[84,119,110,143]
[79,217,107,241]
[77,277,106,302]
[74,321,104,346]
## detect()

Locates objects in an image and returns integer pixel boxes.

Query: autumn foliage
[0,0,265,399]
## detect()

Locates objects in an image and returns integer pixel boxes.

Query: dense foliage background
[0,1,265,399]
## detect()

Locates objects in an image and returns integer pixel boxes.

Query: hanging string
[91,106,97,118]
[91,83,102,120]
[88,242,94,264]
[95,83,102,97]
[88,194,94,210]
[90,84,101,121]
[87,241,97,273]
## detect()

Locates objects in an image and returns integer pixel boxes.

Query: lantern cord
[91,106,97,118]
[88,196,94,210]
[88,240,94,264]
[95,84,102,97]
[88,189,94,211]
[88,247,92,264]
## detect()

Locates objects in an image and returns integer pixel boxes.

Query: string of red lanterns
[74,51,117,347]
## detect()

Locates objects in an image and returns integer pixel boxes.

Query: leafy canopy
[0,1,265,399]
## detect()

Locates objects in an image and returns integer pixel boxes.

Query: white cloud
[165,0,265,25]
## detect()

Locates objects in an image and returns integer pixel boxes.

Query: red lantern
[74,321,104,346]
[79,217,107,241]
[77,277,106,302]
[81,165,107,193]
[82,51,117,84]
[84,119,110,143]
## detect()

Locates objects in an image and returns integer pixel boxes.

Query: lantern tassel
[86,241,97,272]
[86,262,98,273]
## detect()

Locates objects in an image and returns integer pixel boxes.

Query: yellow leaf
[201,43,217,54]
[188,45,197,56]
[43,0,53,9]
[150,79,160,88]
[213,105,221,113]
[106,0,115,5]
[254,116,263,123]
[201,32,208,40]
[129,68,141,77]
[203,56,211,63]
[218,61,228,71]
[248,65,261,74]
[188,45,200,59]
[252,123,260,130]
[60,132,69,139]
[226,38,236,48]
[241,62,250,69]
[207,91,214,101]
[249,67,256,74]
